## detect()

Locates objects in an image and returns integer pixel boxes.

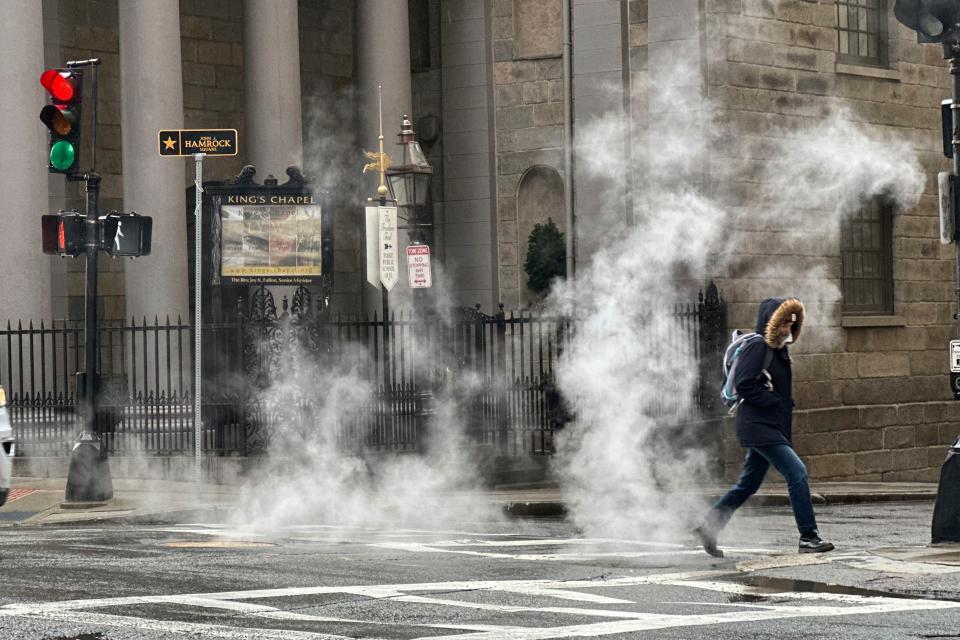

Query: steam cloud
[548,99,924,540]
[233,27,927,545]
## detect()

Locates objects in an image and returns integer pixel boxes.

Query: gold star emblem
[162,136,177,150]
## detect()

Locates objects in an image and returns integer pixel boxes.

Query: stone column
[357,0,412,314]
[243,0,304,179]
[0,1,51,323]
[119,0,189,323]
[119,0,188,398]
[572,0,627,265]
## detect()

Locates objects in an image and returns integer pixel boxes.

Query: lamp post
[386,115,434,311]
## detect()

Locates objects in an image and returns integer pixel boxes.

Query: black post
[495,304,508,452]
[382,285,390,390]
[932,44,960,543]
[65,173,113,503]
[380,195,392,391]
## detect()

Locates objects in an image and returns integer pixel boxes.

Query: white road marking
[837,552,960,575]
[3,569,958,639]
[7,525,959,639]
[369,540,776,560]
[15,609,358,640]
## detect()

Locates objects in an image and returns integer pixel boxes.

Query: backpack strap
[758,345,775,392]
[761,345,774,372]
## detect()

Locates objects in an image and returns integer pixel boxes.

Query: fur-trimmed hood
[755,298,804,349]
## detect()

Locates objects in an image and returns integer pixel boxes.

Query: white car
[0,387,12,507]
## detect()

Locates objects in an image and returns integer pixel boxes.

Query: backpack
[720,330,774,414]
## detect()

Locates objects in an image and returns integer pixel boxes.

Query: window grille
[837,0,888,67]
[841,198,894,315]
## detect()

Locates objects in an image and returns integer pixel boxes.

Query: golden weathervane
[362,85,391,198]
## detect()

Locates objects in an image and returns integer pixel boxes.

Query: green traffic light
[50,140,75,171]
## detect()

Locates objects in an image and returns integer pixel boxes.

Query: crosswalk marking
[2,570,957,639]
[4,524,956,639]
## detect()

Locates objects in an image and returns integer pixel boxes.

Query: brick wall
[492,0,566,308]
[702,0,956,482]
[179,0,246,182]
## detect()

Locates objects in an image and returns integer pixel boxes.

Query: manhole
[164,540,275,548]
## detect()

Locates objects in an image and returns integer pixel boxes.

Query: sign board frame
[407,244,432,288]
[158,129,238,156]
[210,185,331,287]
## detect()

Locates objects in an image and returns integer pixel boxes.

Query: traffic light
[39,68,83,174]
[894,0,960,43]
[100,212,152,257]
[41,212,86,257]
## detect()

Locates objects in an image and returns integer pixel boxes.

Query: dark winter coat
[734,297,804,448]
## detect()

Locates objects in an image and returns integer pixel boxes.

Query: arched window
[517,165,565,296]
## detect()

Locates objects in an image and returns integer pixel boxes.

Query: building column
[0,1,51,323]
[243,0,304,179]
[357,0,412,314]
[119,0,189,323]
[572,0,627,265]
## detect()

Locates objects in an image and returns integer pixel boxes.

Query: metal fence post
[495,303,508,452]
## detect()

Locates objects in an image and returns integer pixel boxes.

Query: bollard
[64,432,113,503]
[932,436,960,543]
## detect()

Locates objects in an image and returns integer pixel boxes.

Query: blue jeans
[707,444,817,535]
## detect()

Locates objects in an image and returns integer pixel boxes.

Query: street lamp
[386,115,433,244]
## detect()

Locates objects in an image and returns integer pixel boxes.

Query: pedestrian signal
[39,68,83,174]
[100,212,152,257]
[41,212,85,256]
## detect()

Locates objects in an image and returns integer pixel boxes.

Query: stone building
[1,0,957,481]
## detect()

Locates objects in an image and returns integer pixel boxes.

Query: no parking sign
[407,244,432,288]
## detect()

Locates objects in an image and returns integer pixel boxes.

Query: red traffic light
[41,212,85,256]
[40,69,77,102]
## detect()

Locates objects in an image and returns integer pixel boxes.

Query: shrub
[524,218,566,294]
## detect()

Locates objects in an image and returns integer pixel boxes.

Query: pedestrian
[694,297,834,557]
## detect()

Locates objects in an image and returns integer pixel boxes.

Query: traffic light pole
[83,174,101,418]
[64,172,113,503]
[931,42,960,543]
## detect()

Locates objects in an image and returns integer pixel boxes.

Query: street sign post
[159,128,239,487]
[407,244,432,288]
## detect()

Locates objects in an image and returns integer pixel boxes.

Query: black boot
[799,530,834,553]
[693,524,724,558]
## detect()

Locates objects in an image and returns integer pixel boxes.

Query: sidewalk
[0,476,940,525]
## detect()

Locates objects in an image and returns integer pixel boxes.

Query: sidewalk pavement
[0,476,940,526]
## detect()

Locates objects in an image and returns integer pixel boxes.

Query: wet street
[1,501,959,639]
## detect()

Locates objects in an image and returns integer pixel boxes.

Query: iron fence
[1,283,726,458]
